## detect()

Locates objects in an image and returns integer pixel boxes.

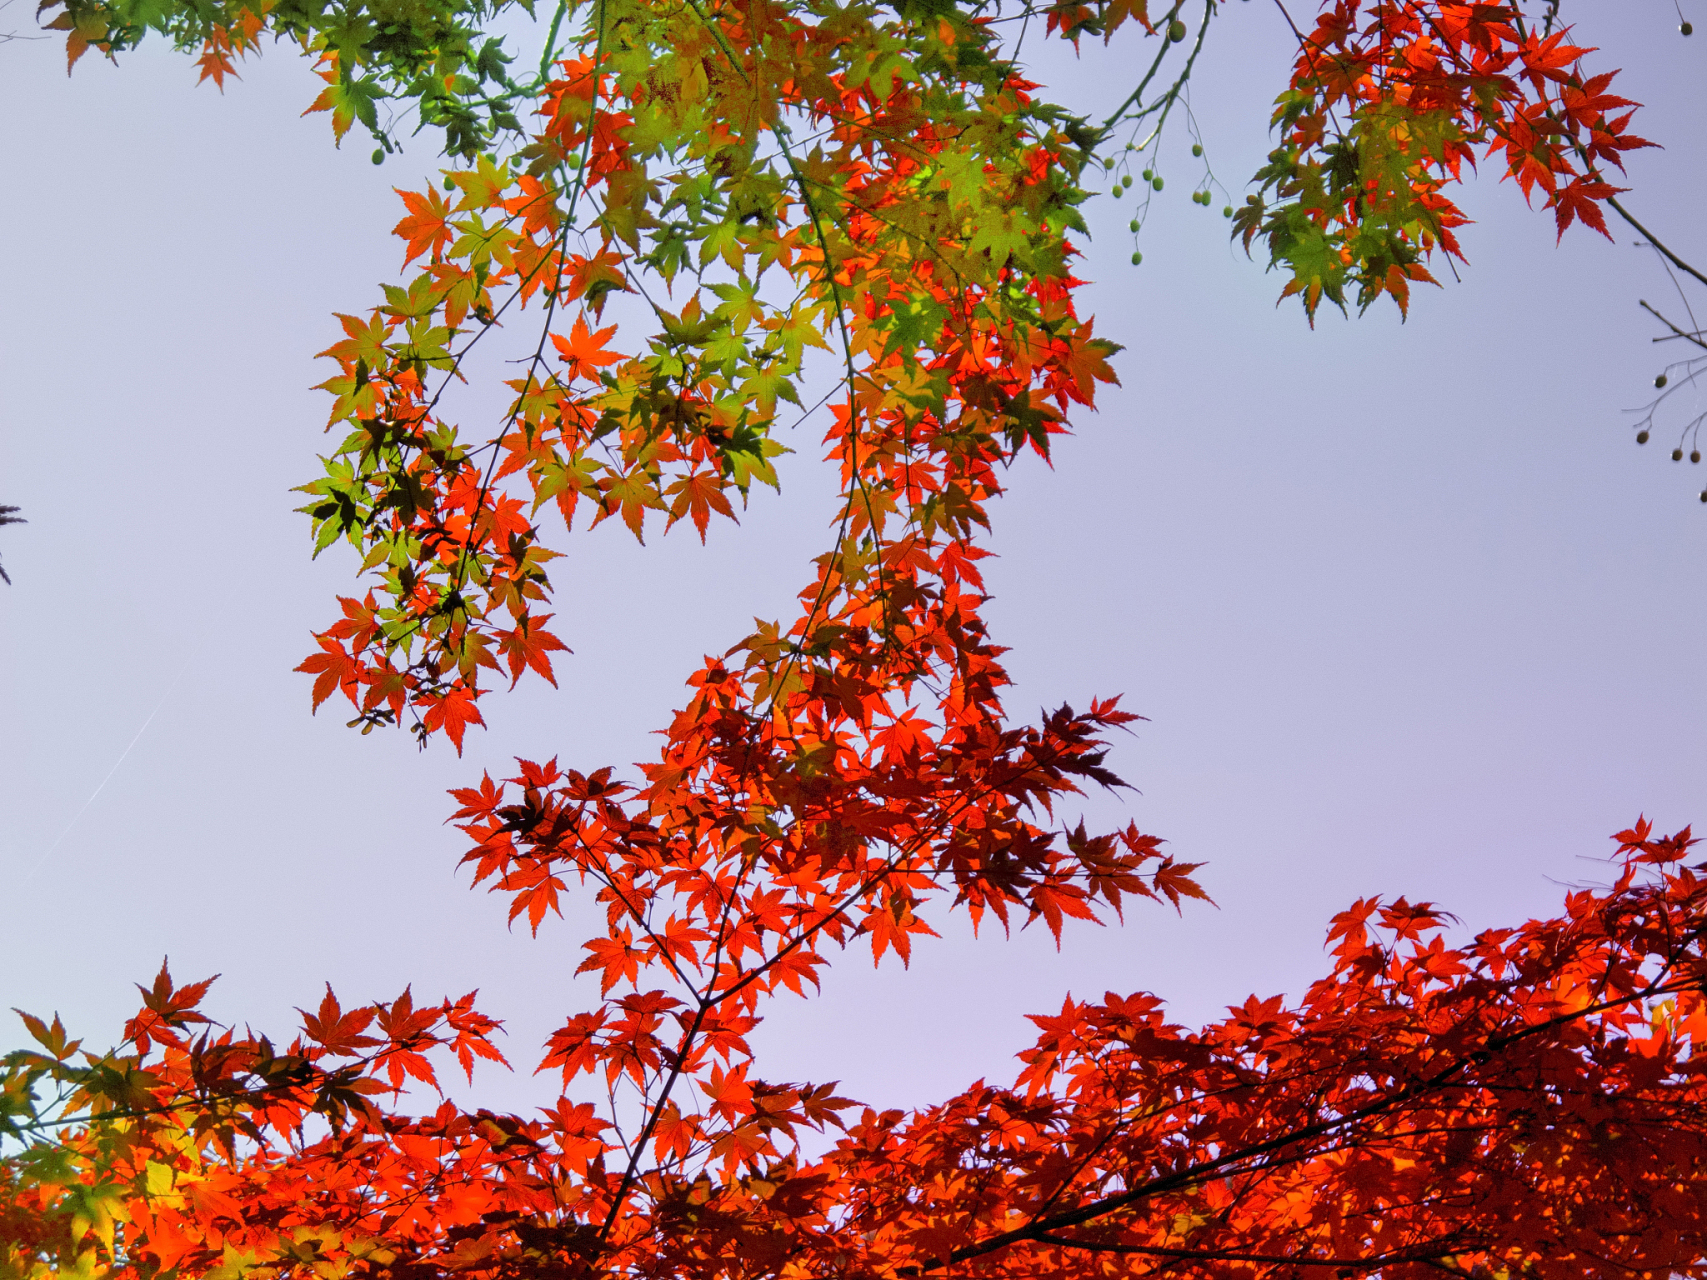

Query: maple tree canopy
[6,3,1705,1280]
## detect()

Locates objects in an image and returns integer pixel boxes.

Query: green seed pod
[372,149,385,165]
[1142,168,1153,181]
[1168,17,1187,40]
[1191,143,1203,157]
[1131,251,1143,265]
[1129,219,1139,233]
[1223,205,1234,217]
[1153,176,1164,190]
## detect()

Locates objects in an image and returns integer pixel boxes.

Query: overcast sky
[2,2,1703,1118]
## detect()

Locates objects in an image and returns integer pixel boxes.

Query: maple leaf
[578,929,644,994]
[194,42,239,89]
[296,636,361,710]
[1150,857,1212,912]
[1550,174,1622,240]
[594,468,664,543]
[496,614,570,688]
[393,187,456,266]
[12,1009,81,1062]
[442,992,511,1080]
[298,984,380,1055]
[562,249,629,311]
[1060,322,1123,404]
[423,687,486,754]
[550,315,624,382]
[664,469,738,543]
[302,61,385,144]
[318,312,392,370]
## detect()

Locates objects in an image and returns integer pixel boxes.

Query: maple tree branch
[423,175,576,413]
[362,139,616,696]
[1099,1,1187,131]
[596,996,715,1239]
[711,732,1147,1009]
[1606,195,1707,292]
[1269,0,1349,137]
[563,809,705,995]
[1022,1112,1140,1223]
[533,0,570,87]
[1107,0,1214,150]
[745,60,900,669]
[591,794,844,1234]
[1641,299,1707,354]
[442,12,606,676]
[584,778,784,1238]
[908,966,1705,1274]
[1029,1232,1460,1270]
[0,504,23,585]
[337,82,605,697]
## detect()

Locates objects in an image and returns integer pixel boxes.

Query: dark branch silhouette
[0,506,24,585]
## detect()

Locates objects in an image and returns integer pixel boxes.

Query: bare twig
[0,505,24,585]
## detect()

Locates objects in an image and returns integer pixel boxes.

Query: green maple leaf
[704,327,748,375]
[878,293,945,364]
[739,363,800,420]
[710,276,766,332]
[1267,204,1348,319]
[380,273,445,321]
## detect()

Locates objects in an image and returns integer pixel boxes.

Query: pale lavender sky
[2,2,1703,1118]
